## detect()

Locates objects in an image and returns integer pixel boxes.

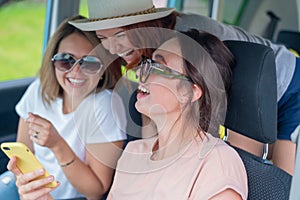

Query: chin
[135,101,148,116]
[125,50,142,65]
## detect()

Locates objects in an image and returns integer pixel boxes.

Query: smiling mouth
[118,49,134,57]
[137,85,150,94]
[68,78,85,85]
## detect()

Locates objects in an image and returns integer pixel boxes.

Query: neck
[151,111,196,160]
[62,94,84,114]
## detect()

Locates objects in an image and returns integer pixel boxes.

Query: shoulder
[176,13,216,27]
[213,139,240,157]
[17,78,42,101]
[93,89,124,107]
[92,89,126,120]
[25,78,41,94]
[195,134,246,180]
[82,89,112,108]
[115,137,157,173]
[191,135,248,199]
[177,12,210,21]
[15,79,45,119]
[94,89,112,100]
[201,135,243,165]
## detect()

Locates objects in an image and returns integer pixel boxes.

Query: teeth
[118,49,133,57]
[138,85,150,94]
[69,78,84,84]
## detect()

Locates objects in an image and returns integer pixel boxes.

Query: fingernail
[38,169,44,175]
[47,176,54,182]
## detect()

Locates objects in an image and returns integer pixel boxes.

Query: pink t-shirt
[108,134,248,200]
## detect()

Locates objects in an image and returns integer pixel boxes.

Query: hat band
[89,6,156,22]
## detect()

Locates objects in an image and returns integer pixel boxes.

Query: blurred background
[0,0,299,81]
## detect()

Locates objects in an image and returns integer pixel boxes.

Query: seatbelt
[289,125,300,200]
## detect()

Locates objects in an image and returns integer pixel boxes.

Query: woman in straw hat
[5,15,126,200]
[70,0,300,176]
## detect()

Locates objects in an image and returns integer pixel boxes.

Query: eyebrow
[59,52,75,57]
[153,53,166,64]
[96,30,125,38]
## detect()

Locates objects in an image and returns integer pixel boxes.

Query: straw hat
[69,0,175,31]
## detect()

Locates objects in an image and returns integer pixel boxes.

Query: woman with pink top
[5,27,247,200]
[107,29,248,199]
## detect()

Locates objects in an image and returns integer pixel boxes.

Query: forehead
[153,38,182,58]
[96,27,124,36]
[153,38,185,73]
[58,33,95,55]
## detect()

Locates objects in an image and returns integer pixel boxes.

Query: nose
[70,62,81,73]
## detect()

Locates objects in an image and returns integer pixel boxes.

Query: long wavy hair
[176,29,235,136]
[40,15,122,106]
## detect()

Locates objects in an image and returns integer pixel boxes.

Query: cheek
[101,40,110,50]
[89,75,101,88]
[55,69,64,84]
[150,83,181,108]
[121,36,135,48]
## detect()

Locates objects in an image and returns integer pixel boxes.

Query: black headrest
[223,41,277,143]
[277,30,300,53]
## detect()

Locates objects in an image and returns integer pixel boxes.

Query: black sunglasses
[137,58,193,83]
[51,53,103,75]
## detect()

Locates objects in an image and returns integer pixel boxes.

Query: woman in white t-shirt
[6,15,126,200]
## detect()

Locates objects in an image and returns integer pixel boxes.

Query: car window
[0,0,46,82]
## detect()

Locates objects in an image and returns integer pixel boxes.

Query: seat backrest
[224,40,277,144]
[276,30,300,54]
[223,40,292,200]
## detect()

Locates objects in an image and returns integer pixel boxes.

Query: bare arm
[26,112,124,199]
[51,140,124,200]
[209,189,243,200]
[16,117,34,152]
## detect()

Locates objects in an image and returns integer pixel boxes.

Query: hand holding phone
[1,142,58,188]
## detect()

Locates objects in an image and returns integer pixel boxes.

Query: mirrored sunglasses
[51,53,103,74]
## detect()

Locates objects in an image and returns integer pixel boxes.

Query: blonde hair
[39,15,121,106]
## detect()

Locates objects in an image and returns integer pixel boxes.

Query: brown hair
[40,15,122,106]
[121,12,178,69]
[176,29,235,136]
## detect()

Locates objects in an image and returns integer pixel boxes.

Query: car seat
[223,40,292,200]
[276,30,300,56]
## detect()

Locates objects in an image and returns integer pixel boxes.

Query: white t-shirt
[15,79,127,199]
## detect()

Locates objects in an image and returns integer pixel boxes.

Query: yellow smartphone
[1,142,58,188]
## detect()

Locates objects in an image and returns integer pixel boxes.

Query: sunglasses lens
[81,56,102,74]
[52,53,102,74]
[52,53,74,72]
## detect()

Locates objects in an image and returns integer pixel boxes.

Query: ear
[191,84,202,103]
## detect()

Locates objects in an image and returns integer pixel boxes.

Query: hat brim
[69,8,175,31]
